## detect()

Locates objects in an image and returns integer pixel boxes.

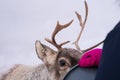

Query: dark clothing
[95,21,120,80]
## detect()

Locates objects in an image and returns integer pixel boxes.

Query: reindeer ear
[35,40,57,65]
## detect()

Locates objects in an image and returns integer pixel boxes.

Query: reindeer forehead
[57,48,81,60]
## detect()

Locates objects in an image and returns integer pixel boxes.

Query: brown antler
[45,20,73,51]
[73,1,88,53]
[73,1,104,53]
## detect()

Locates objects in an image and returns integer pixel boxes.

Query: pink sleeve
[78,48,102,67]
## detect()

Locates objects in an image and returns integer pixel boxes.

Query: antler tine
[83,1,88,26]
[73,1,104,53]
[82,40,104,53]
[45,20,73,50]
[73,1,88,53]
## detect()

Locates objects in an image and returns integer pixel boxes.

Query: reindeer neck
[1,64,58,80]
[35,64,59,80]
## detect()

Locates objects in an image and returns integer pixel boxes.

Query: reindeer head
[35,1,103,80]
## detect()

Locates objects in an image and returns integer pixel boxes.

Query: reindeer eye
[59,60,66,67]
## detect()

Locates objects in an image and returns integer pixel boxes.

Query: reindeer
[0,1,104,80]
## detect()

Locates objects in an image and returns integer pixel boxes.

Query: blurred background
[0,0,120,75]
